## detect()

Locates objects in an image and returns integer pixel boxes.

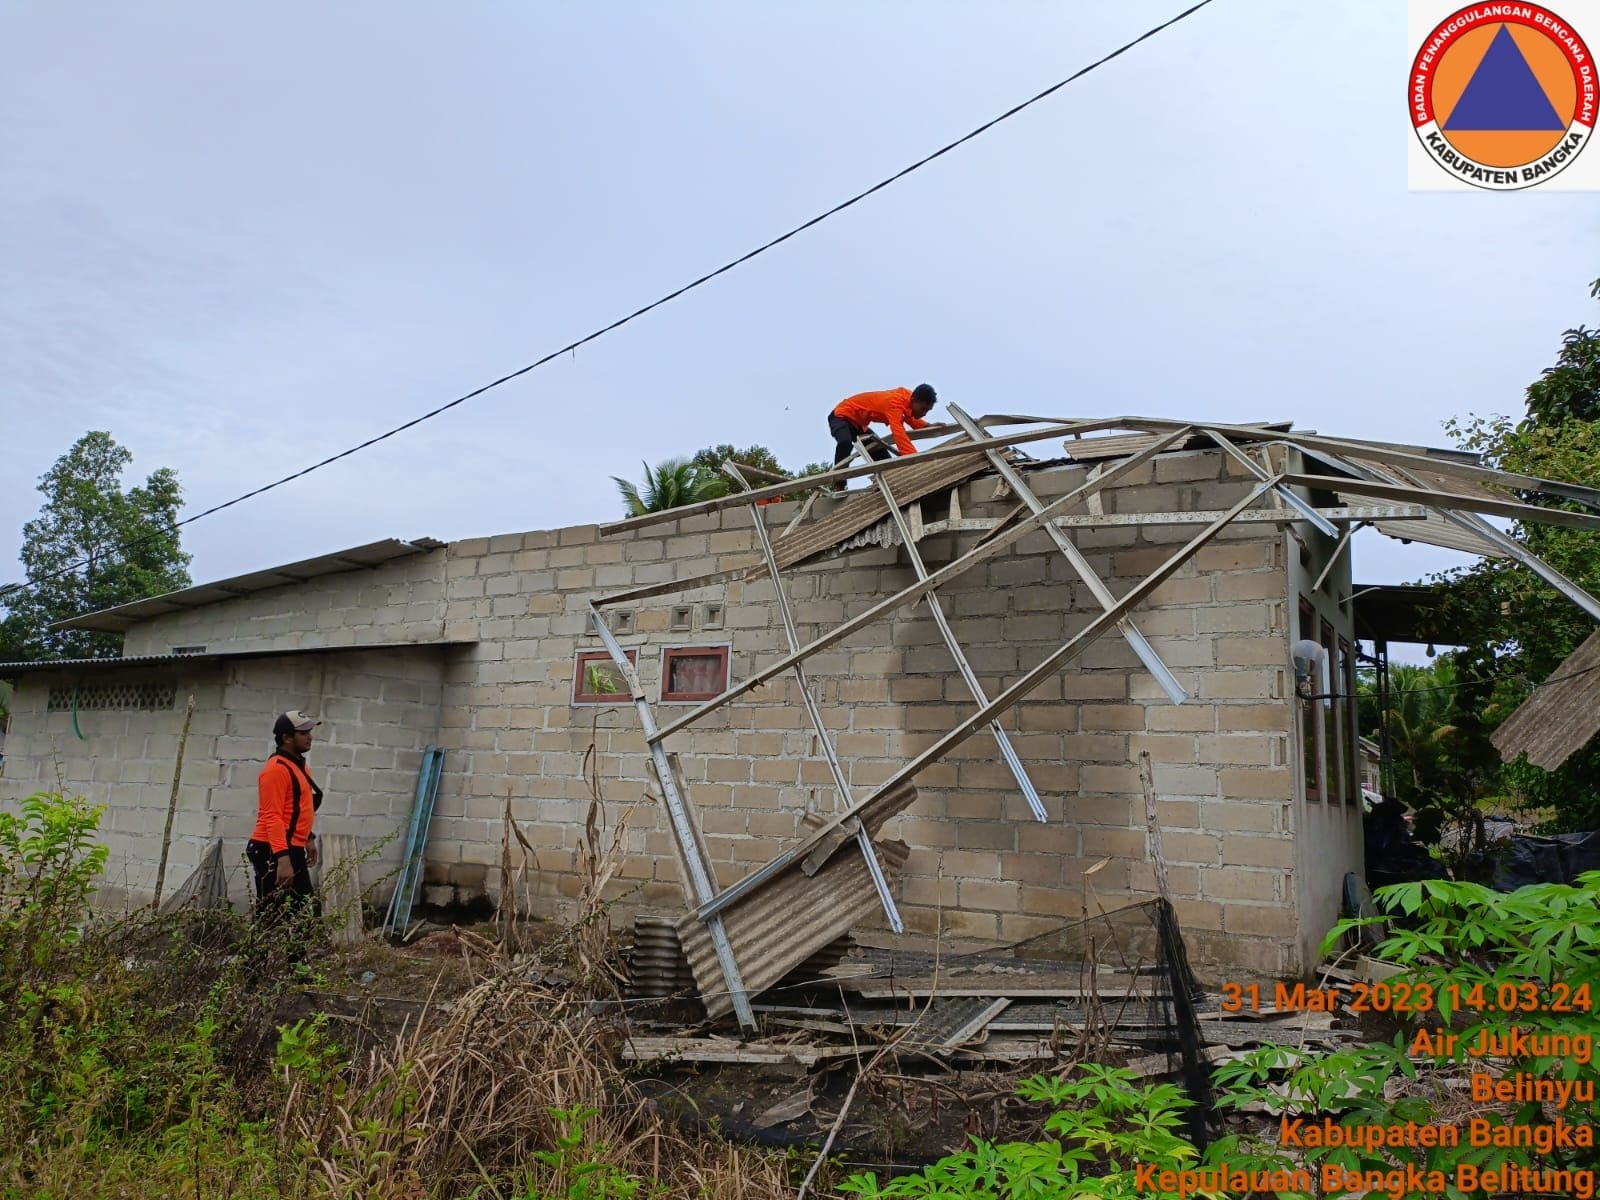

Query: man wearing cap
[246,710,325,937]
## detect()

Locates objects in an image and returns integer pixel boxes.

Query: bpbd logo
[1411,4,1595,188]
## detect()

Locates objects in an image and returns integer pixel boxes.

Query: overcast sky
[4,1,1597,605]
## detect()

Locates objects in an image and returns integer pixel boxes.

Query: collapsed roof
[591,411,1600,1027]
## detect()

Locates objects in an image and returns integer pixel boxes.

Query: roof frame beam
[948,403,1190,706]
[645,427,1195,743]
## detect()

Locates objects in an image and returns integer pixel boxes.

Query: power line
[0,0,1219,607]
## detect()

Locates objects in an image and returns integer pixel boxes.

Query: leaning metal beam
[599,417,1128,535]
[1312,524,1358,595]
[948,403,1189,706]
[1112,416,1600,512]
[1361,459,1600,624]
[586,604,756,1029]
[1202,428,1340,538]
[1277,474,1600,534]
[594,560,763,607]
[916,504,1428,534]
[1294,445,1600,624]
[648,427,1195,743]
[724,464,904,933]
[860,438,1048,822]
[783,478,1281,871]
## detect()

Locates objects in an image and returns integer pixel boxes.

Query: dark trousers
[245,840,315,960]
[830,413,893,467]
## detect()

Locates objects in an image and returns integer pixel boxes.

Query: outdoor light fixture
[1292,638,1328,704]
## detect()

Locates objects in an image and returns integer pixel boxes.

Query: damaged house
[3,412,1597,1018]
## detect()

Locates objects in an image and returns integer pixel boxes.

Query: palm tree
[611,458,730,516]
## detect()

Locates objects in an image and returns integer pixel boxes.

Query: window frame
[659,644,732,703]
[573,648,636,706]
[1299,598,1324,803]
[1340,637,1360,806]
[1321,618,1342,809]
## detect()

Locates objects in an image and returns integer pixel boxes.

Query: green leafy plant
[840,1064,1216,1200]
[1206,872,1600,1196]
[506,1106,648,1200]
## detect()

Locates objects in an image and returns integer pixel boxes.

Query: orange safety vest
[252,751,323,855]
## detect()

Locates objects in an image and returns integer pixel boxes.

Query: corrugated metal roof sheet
[1491,631,1600,770]
[52,537,445,633]
[0,640,472,677]
[768,452,990,570]
[1372,513,1508,559]
[678,837,911,1020]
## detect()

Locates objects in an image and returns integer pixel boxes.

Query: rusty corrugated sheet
[678,838,911,1020]
[1372,513,1508,559]
[768,452,989,570]
[1491,631,1600,770]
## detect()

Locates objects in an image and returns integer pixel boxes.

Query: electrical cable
[0,0,1219,609]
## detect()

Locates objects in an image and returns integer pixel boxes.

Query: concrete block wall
[404,448,1312,976]
[1,445,1353,976]
[0,647,449,911]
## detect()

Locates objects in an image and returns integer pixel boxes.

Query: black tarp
[1488,830,1600,891]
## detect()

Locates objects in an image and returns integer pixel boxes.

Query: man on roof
[828,384,937,478]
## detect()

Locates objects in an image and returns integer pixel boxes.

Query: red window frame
[573,649,636,705]
[660,645,731,702]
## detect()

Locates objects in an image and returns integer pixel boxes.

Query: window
[48,681,177,712]
[607,610,635,636]
[1321,619,1342,807]
[661,646,730,702]
[670,606,694,632]
[171,644,207,656]
[573,649,635,705]
[701,603,724,631]
[1298,599,1323,802]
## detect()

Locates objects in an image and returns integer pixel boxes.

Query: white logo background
[1409,0,1600,190]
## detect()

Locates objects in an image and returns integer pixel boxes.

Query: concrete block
[1199,866,1279,901]
[1220,835,1295,868]
[1213,571,1286,602]
[1200,670,1278,701]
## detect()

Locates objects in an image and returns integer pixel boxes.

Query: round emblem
[1411,4,1595,189]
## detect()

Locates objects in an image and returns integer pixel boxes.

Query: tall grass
[0,793,797,1200]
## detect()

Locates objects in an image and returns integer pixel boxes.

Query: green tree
[687,443,787,483]
[610,458,730,517]
[1431,276,1600,831]
[0,432,191,661]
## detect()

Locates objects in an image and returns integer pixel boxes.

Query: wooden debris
[621,1035,857,1066]
[851,975,1147,1000]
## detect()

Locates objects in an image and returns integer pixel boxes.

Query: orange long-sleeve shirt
[832,388,929,456]
[252,751,323,856]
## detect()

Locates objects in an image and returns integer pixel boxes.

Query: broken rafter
[649,427,1195,743]
[598,416,1127,535]
[949,403,1189,706]
[863,438,1048,823]
[917,504,1428,534]
[1279,473,1600,533]
[787,477,1279,877]
[726,461,903,933]
[1113,416,1600,512]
